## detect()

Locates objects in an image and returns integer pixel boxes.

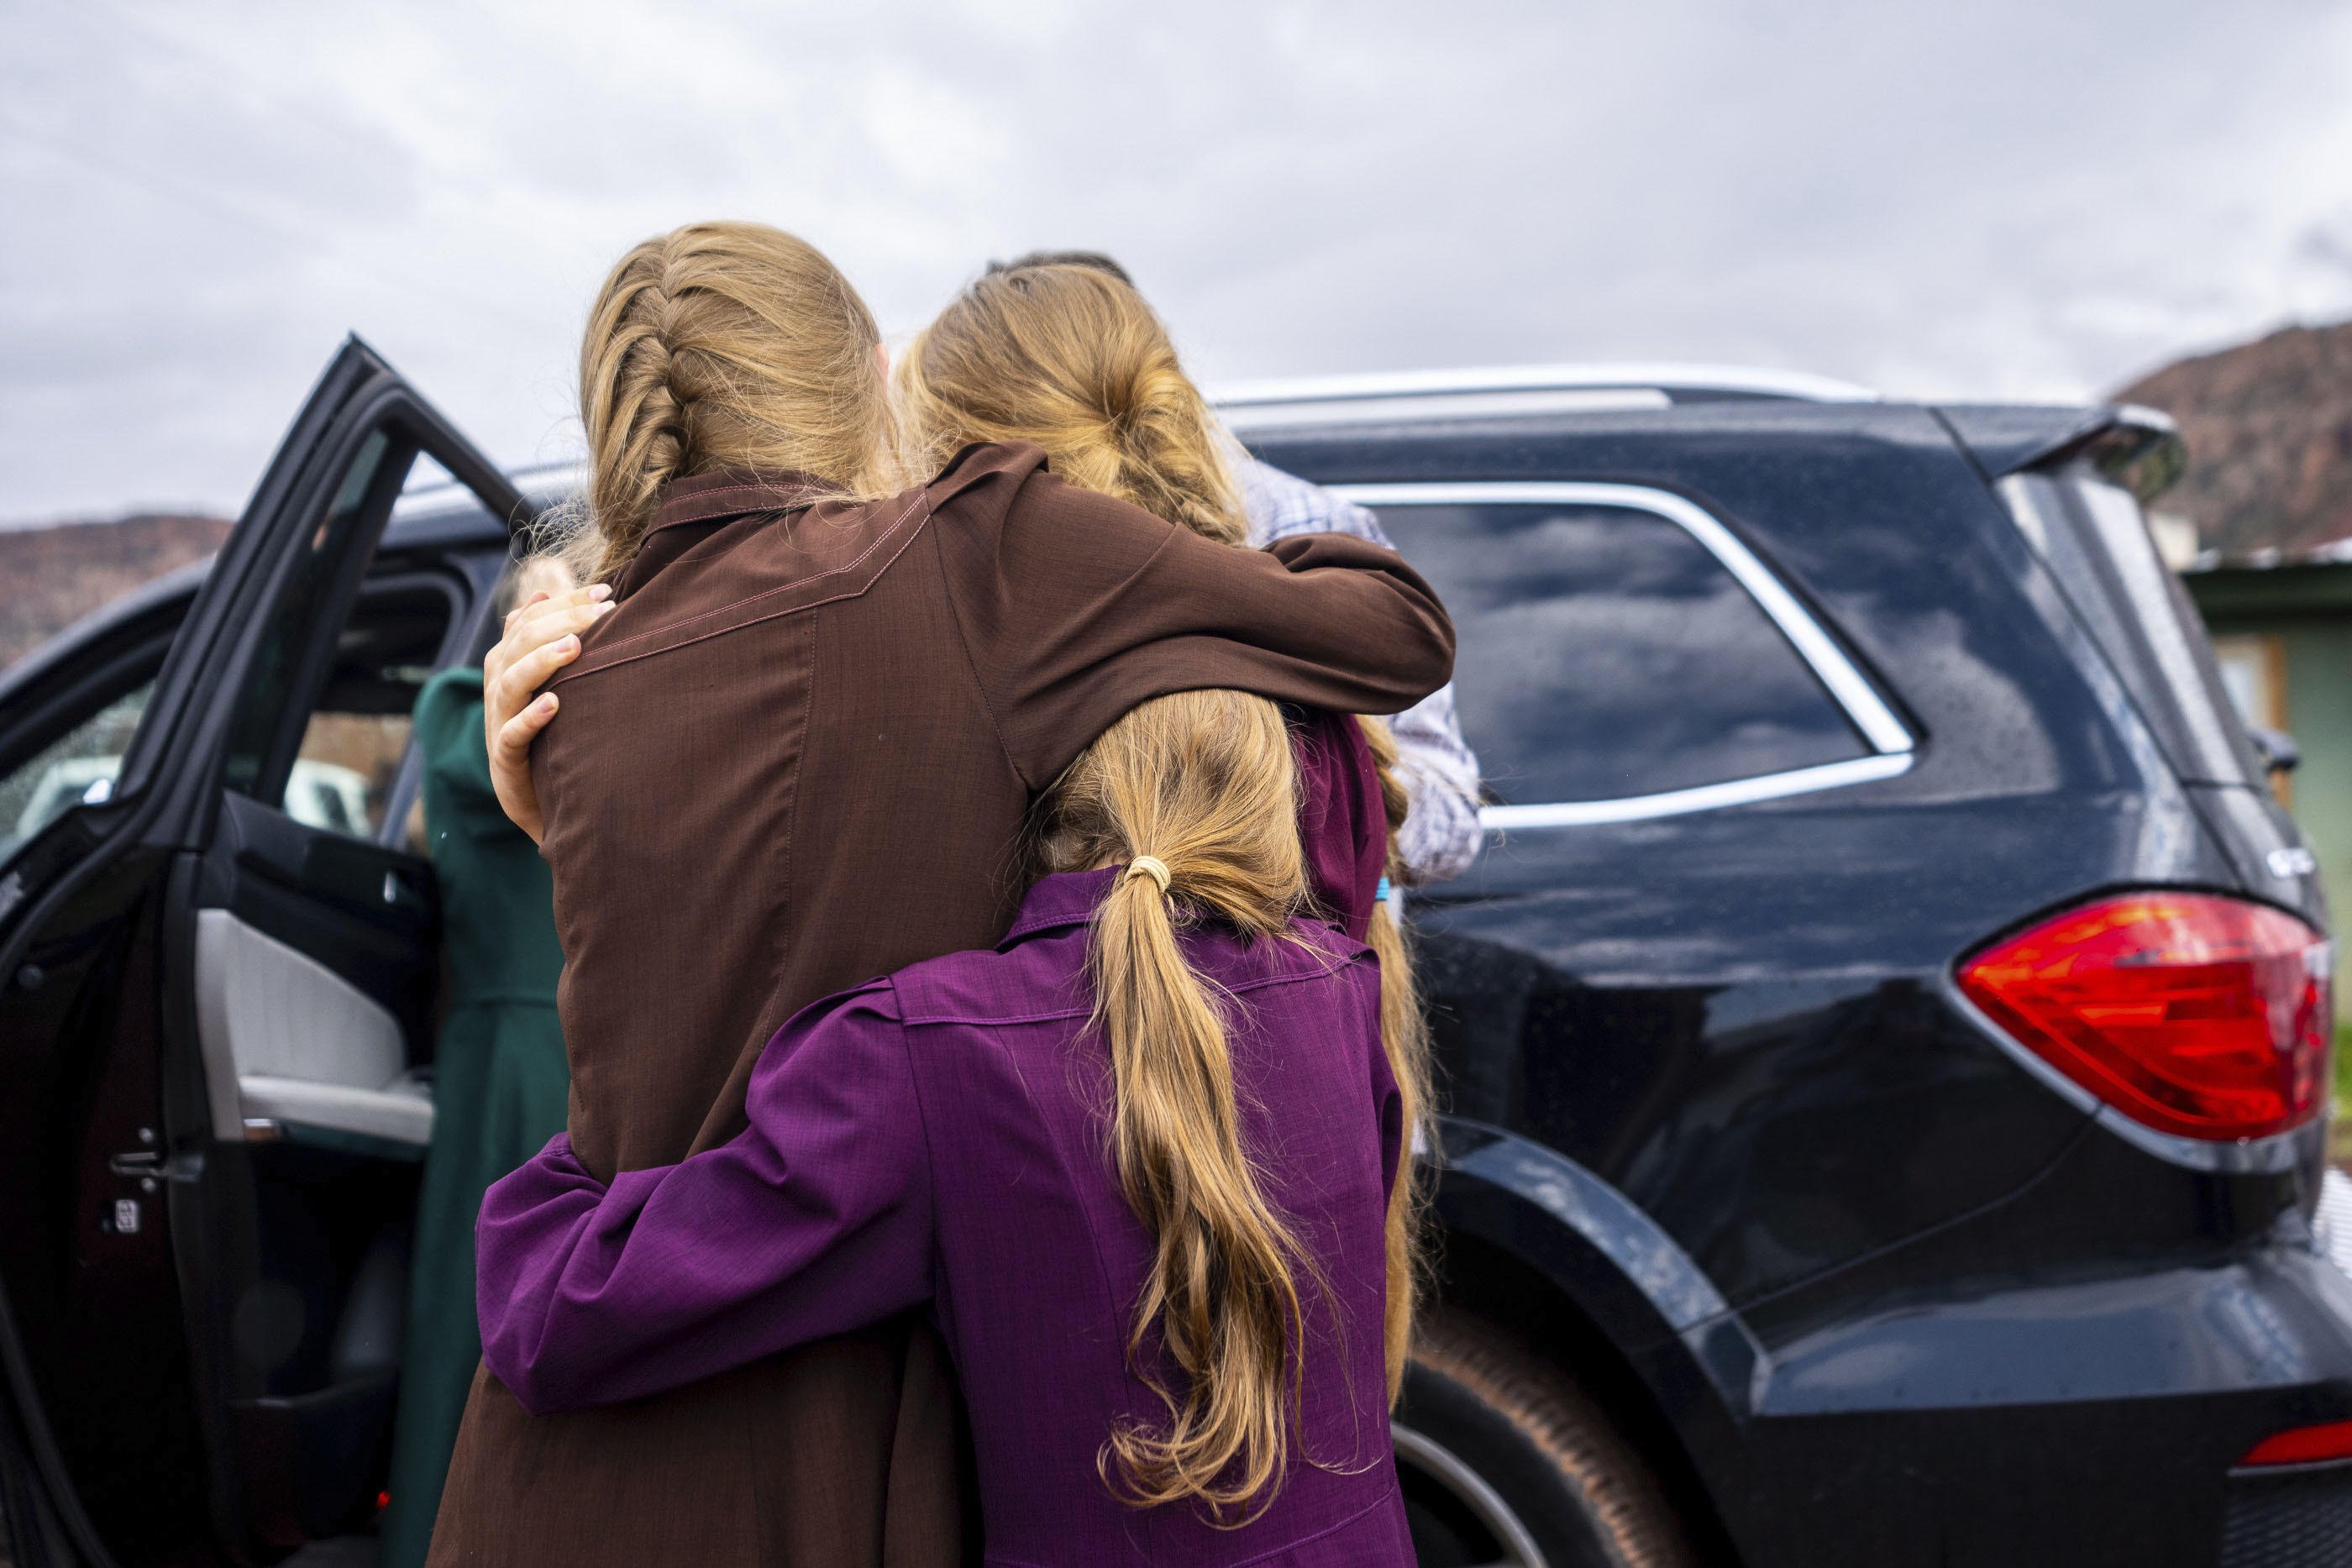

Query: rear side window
[1370,502,1867,805]
[1998,467,2260,787]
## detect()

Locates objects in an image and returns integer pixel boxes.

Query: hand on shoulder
[481,580,612,842]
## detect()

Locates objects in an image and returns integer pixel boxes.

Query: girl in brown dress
[431,223,1450,1568]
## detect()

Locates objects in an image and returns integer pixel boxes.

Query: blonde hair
[1355,717,1436,1403]
[1028,691,1436,1522]
[1028,689,1318,1521]
[895,265,1247,545]
[565,221,899,585]
[919,255,1433,1443]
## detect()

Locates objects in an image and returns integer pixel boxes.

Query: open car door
[0,338,528,1565]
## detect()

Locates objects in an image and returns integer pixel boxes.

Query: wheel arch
[1427,1118,1756,1564]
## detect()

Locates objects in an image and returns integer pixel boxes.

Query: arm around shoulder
[952,468,1457,788]
[475,984,934,1413]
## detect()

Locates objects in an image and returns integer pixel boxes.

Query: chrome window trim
[1213,361,1881,408]
[1336,481,1916,830]
[1480,753,1914,829]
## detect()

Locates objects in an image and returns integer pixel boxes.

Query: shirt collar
[996,868,1121,950]
[648,468,830,535]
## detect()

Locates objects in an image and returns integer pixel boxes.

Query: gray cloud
[3,0,2349,523]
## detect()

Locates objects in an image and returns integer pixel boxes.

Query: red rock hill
[2114,318,2352,561]
[1,514,230,675]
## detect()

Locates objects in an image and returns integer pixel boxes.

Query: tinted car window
[0,679,155,861]
[214,432,466,842]
[219,427,396,807]
[1998,466,2262,788]
[1371,503,1866,804]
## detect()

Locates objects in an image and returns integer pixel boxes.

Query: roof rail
[1211,362,1881,425]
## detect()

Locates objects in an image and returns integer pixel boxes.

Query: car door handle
[108,1148,202,1183]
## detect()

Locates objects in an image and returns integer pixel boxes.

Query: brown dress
[426,443,1454,1566]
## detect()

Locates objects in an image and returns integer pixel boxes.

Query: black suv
[1,342,2345,1568]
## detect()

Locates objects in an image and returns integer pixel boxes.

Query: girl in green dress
[379,632,571,1568]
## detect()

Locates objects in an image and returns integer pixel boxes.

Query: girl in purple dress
[477,687,1426,1565]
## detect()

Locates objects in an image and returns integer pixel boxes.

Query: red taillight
[1958,893,2332,1141]
[2240,1419,2352,1467]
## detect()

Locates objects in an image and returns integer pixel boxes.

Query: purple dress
[475,722,1411,1568]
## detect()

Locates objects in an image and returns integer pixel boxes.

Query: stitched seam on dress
[1226,1491,1394,1567]
[992,889,1341,947]
[904,1003,1094,1028]
[546,505,930,689]
[883,975,943,1301]
[586,492,927,656]
[654,480,826,516]
[772,609,814,1066]
[896,956,1369,1028]
[999,905,1358,949]
[643,503,811,547]
[927,511,1025,789]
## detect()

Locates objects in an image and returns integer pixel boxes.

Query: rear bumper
[2218,1463,2352,1567]
[1690,1240,2352,1567]
[1758,1245,2352,1418]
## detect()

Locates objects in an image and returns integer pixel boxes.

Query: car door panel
[0,589,210,1565]
[193,909,428,1151]
[0,337,523,1565]
[201,790,439,1074]
[0,853,214,1565]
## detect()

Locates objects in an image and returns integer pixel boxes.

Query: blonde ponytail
[924,260,1437,1413]
[565,222,900,585]
[895,265,1247,545]
[1028,690,1320,1522]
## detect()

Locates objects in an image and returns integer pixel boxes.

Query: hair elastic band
[1375,877,1391,903]
[1125,857,1172,894]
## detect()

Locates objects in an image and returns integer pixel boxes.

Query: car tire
[1394,1308,1698,1568]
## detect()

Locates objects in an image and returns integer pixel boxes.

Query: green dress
[381,667,570,1568]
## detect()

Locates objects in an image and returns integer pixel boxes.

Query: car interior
[203,575,464,1160]
[195,560,481,1542]
[0,532,496,1545]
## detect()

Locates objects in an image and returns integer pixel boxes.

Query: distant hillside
[2114,318,2352,560]
[1,514,231,675]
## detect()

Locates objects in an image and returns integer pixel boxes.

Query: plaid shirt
[1240,456,1484,883]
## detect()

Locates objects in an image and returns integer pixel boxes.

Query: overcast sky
[4,0,2350,525]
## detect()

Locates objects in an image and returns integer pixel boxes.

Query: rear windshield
[1998,464,2262,786]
